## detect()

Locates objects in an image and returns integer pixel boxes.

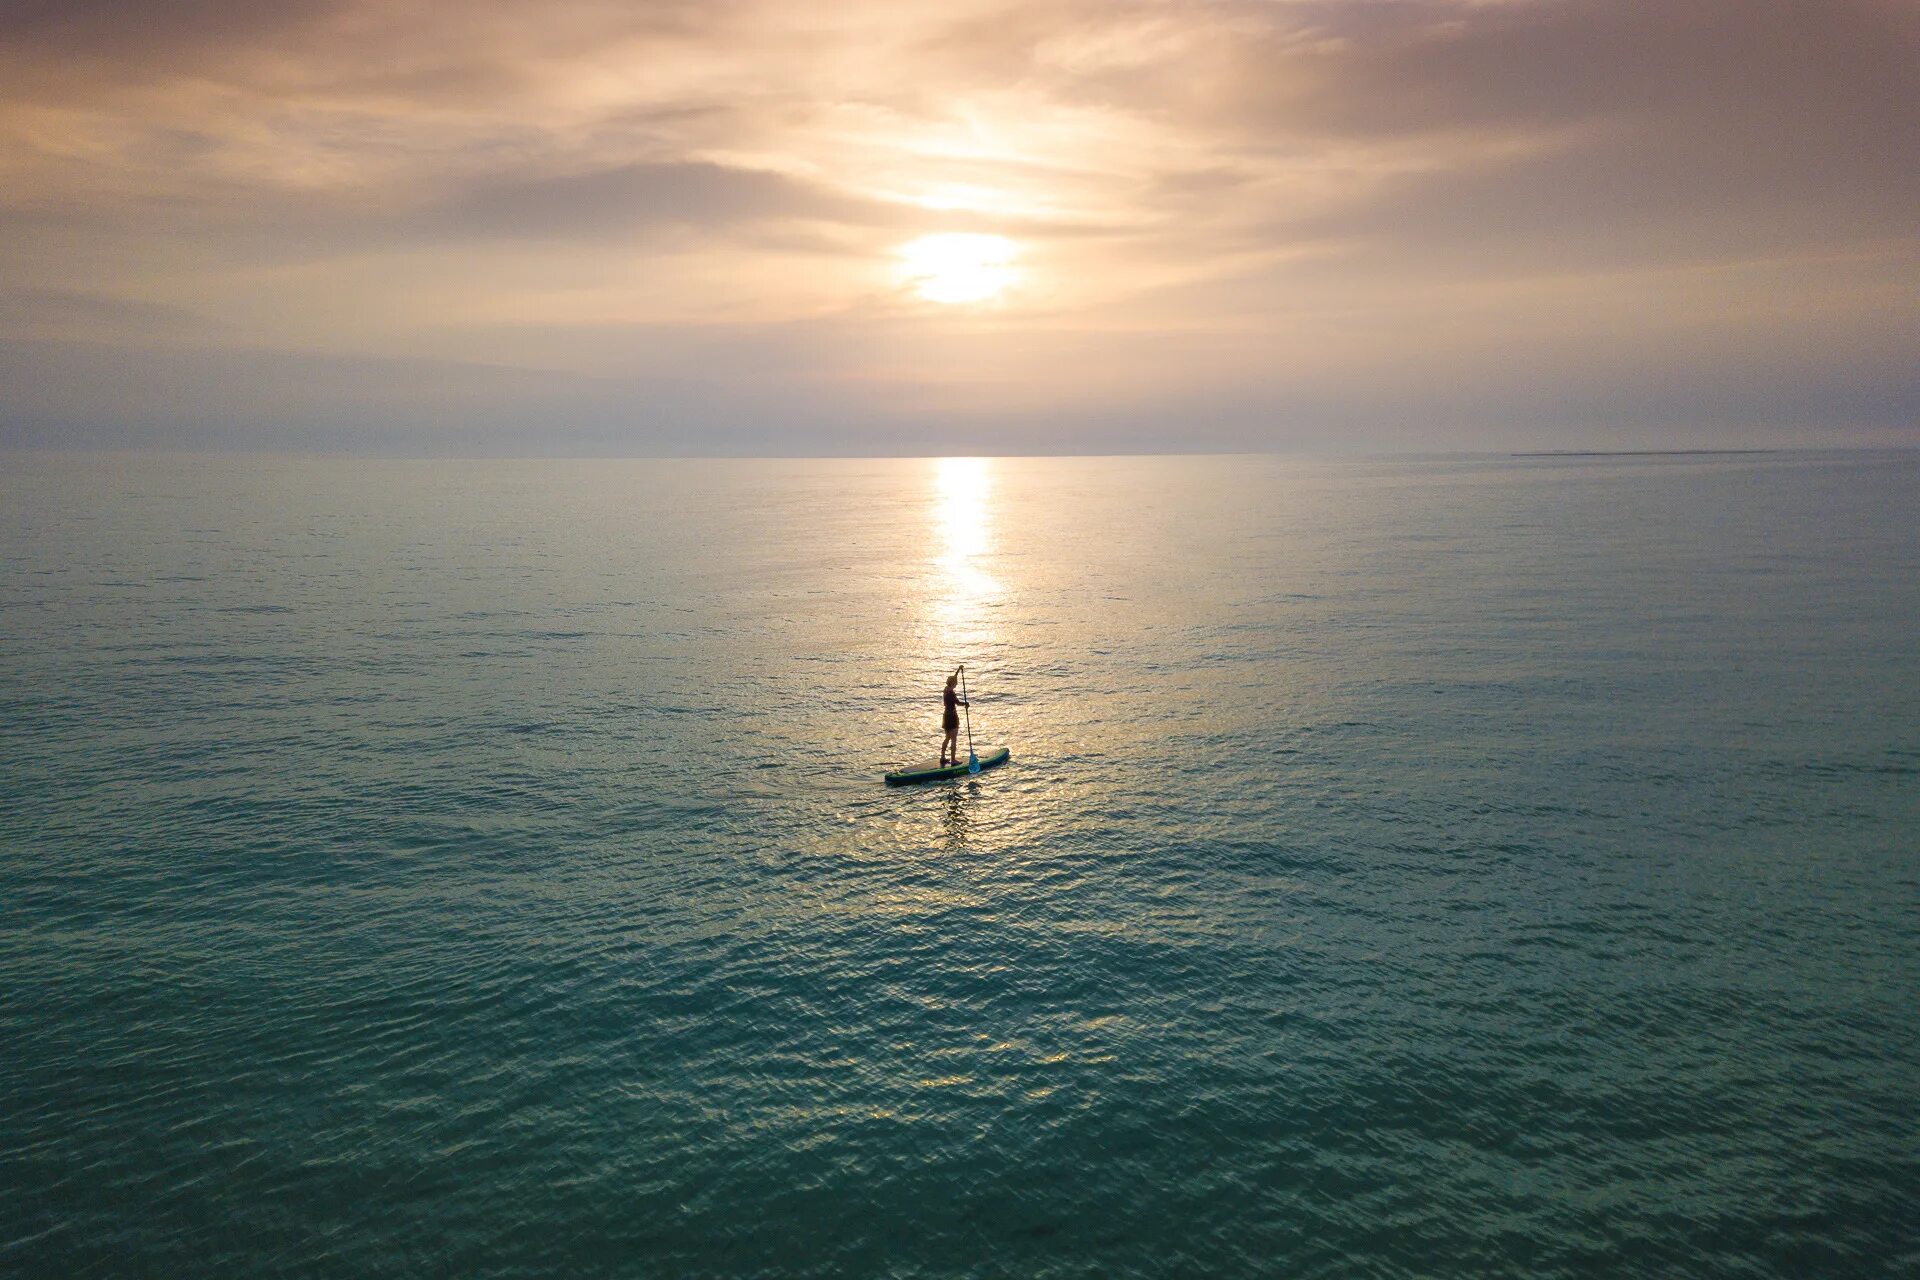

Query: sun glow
[895,233,1019,305]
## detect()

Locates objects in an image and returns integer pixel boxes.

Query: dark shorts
[944,713,959,733]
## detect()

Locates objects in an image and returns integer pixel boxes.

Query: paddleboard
[884,745,1010,785]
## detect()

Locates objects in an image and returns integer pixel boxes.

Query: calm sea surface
[3,451,1916,1277]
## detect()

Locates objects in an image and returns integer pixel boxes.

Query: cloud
[0,0,1914,451]
[1216,1,1920,249]
[0,0,338,66]
[424,161,904,241]
[0,287,226,341]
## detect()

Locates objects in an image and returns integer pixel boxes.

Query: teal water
[3,451,1916,1277]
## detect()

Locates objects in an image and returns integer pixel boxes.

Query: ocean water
[2,450,1916,1278]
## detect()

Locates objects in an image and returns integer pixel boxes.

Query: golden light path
[895,234,1020,305]
[930,456,999,638]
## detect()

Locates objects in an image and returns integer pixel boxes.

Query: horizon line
[3,443,1916,464]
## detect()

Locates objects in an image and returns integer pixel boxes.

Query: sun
[895,233,1019,305]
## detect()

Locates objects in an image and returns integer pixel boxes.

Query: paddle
[959,664,979,773]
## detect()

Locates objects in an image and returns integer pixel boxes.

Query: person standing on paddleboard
[941,668,969,767]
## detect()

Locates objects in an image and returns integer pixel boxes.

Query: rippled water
[3,451,1917,1277]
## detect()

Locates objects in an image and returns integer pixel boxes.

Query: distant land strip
[1510,449,1779,457]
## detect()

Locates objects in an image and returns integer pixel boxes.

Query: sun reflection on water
[931,457,999,636]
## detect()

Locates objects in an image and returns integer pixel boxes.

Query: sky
[1,0,1916,455]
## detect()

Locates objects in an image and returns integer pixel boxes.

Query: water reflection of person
[940,667,969,767]
[942,785,970,850]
